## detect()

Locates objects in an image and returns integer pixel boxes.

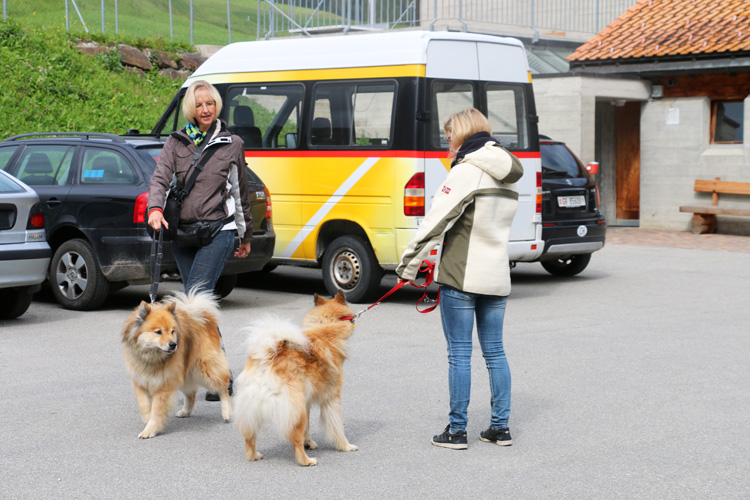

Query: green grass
[5,0,261,46]
[0,19,182,140]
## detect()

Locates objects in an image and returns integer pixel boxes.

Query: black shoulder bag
[147,138,219,242]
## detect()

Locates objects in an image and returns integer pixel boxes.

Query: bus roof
[188,31,527,83]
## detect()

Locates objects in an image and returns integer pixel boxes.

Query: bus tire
[322,235,383,303]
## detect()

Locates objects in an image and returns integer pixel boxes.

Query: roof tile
[569,0,750,62]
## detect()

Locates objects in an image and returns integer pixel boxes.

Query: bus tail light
[404,173,425,216]
[536,171,542,214]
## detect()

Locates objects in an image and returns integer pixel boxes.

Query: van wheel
[541,253,592,277]
[50,239,110,310]
[322,236,383,303]
[214,274,237,299]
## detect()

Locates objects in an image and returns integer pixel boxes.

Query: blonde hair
[444,108,492,150]
[182,80,223,125]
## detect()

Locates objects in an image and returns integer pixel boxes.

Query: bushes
[1,20,182,140]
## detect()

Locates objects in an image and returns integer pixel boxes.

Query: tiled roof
[568,0,750,62]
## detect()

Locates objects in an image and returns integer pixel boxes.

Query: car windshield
[541,143,582,178]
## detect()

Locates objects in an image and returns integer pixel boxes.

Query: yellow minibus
[153,30,543,302]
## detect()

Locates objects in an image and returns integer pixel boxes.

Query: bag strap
[172,122,221,202]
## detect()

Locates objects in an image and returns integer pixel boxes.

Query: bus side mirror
[586,162,599,175]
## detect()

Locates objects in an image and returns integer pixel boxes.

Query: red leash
[341,260,440,322]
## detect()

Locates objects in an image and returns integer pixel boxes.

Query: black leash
[149,229,164,303]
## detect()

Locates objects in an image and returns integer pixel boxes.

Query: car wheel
[322,235,383,303]
[0,286,35,319]
[50,239,110,310]
[213,274,237,299]
[541,253,592,277]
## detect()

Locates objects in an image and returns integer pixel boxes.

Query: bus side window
[226,84,304,149]
[311,81,396,148]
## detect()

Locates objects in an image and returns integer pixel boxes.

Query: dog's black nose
[168,342,177,350]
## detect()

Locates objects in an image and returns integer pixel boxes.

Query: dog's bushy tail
[242,315,309,362]
[165,289,220,326]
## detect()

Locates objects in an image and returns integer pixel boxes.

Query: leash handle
[149,229,164,303]
[412,260,440,313]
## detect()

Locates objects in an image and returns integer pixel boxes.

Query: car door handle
[46,198,62,207]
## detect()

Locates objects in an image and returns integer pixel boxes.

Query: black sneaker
[431,425,468,450]
[479,427,512,446]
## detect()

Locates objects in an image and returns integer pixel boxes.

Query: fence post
[227,0,232,43]
[190,0,194,45]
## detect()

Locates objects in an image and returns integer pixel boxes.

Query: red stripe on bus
[243,150,541,159]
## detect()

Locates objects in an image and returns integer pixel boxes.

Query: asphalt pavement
[1,229,749,499]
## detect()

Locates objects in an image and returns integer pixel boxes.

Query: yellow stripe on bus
[188,64,426,84]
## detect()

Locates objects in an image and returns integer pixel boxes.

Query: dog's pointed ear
[167,302,177,313]
[334,290,347,304]
[314,293,326,306]
[137,301,151,321]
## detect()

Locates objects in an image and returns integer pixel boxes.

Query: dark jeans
[171,229,234,294]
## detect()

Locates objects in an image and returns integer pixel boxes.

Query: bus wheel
[322,236,383,303]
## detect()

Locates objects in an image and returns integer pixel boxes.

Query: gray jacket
[148,120,254,243]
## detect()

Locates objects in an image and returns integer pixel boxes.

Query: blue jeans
[171,229,235,294]
[439,285,511,433]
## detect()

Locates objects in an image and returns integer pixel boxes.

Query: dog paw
[247,452,263,461]
[138,430,155,439]
[341,444,358,452]
[304,439,318,450]
[299,457,317,467]
[175,409,191,418]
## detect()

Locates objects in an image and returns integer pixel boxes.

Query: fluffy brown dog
[233,291,358,466]
[122,290,232,439]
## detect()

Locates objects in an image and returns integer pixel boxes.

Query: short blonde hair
[182,80,223,125]
[444,108,492,150]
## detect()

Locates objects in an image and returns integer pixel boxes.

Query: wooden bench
[679,177,750,234]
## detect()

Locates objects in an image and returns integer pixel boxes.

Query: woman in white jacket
[396,108,523,450]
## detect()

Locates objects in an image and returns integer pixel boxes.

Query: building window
[710,100,744,144]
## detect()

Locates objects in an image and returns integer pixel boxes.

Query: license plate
[557,195,585,208]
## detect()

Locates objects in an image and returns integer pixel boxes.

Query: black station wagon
[0,132,275,310]
[538,136,606,276]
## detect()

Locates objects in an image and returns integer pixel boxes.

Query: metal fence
[2,0,638,44]
[257,0,638,40]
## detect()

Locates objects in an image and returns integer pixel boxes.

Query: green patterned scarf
[186,123,206,146]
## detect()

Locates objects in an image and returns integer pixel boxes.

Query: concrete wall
[640,95,750,234]
[533,75,649,227]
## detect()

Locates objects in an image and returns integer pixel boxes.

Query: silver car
[0,169,51,319]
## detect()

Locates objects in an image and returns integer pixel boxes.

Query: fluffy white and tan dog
[121,290,232,439]
[233,291,358,466]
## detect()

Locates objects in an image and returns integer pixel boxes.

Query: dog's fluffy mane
[121,289,220,344]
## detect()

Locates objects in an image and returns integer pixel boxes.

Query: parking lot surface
[1,228,749,499]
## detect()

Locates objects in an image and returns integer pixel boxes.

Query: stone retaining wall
[76,42,206,81]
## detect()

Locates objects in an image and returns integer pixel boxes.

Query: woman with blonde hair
[147,79,255,400]
[397,107,523,449]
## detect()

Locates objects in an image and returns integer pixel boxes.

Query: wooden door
[615,102,641,221]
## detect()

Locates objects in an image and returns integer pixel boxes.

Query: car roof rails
[4,132,127,143]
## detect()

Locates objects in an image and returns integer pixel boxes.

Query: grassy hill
[5,0,260,46]
[0,19,189,140]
